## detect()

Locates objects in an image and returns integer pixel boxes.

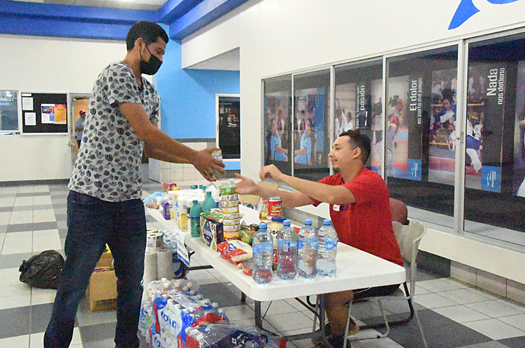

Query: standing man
[75,109,86,148]
[44,21,224,348]
[235,130,402,348]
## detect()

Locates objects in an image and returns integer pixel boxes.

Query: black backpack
[19,250,64,289]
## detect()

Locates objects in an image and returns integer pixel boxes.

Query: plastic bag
[19,250,64,289]
[187,323,285,348]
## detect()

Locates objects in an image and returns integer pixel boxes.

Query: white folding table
[147,205,406,346]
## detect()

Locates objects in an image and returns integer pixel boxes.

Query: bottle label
[307,237,319,247]
[324,237,338,250]
[298,240,304,249]
[277,239,292,252]
[253,245,260,255]
[258,241,273,252]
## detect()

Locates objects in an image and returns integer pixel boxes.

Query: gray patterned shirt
[69,61,159,202]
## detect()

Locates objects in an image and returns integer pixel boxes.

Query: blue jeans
[44,191,146,348]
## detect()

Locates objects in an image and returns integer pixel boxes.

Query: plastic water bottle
[252,222,274,284]
[276,220,298,280]
[317,219,338,277]
[297,219,318,278]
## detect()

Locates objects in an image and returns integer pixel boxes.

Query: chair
[343,220,428,348]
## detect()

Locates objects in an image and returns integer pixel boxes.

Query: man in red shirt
[235,130,402,348]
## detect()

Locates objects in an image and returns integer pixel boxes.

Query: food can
[268,197,283,217]
[242,259,254,276]
[211,148,223,161]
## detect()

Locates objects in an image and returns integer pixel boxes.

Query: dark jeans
[44,191,146,348]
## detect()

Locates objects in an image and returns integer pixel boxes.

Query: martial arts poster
[467,63,506,192]
[513,61,525,197]
[386,75,410,179]
[406,74,425,181]
[428,67,458,185]
[370,79,383,174]
[293,87,325,167]
[335,83,356,140]
[264,92,291,164]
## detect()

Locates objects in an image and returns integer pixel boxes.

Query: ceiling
[6,0,242,70]
[12,0,169,11]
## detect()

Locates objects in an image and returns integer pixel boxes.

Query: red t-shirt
[312,168,403,266]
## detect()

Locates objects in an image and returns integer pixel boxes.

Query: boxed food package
[86,251,117,311]
[201,216,224,251]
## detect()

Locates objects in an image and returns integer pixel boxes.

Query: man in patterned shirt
[44,21,225,348]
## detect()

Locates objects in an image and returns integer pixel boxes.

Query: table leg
[254,300,263,328]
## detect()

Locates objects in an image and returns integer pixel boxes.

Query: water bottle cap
[323,219,331,225]
[283,220,291,226]
[304,219,312,225]
[259,222,267,229]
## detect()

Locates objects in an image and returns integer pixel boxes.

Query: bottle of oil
[259,200,268,223]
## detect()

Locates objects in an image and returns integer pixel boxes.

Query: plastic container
[202,191,216,212]
[276,220,298,280]
[252,223,274,284]
[297,219,318,278]
[189,200,202,238]
[317,219,338,277]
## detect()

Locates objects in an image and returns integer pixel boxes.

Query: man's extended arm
[259,165,355,205]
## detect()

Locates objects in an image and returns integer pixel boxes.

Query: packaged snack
[217,240,253,264]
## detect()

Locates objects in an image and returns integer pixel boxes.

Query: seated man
[235,130,402,348]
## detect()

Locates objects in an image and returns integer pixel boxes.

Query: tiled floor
[1,180,525,348]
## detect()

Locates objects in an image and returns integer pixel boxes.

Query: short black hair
[339,129,371,164]
[126,21,169,51]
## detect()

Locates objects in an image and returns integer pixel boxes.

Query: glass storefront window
[263,75,293,176]
[464,33,525,239]
[334,60,382,172]
[0,90,19,133]
[293,70,331,181]
[386,46,458,223]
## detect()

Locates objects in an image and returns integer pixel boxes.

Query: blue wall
[156,39,240,139]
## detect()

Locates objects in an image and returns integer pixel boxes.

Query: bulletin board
[21,93,68,134]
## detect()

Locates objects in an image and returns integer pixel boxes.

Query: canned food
[224,231,241,240]
[242,259,254,276]
[268,197,283,217]
[219,183,236,195]
[223,224,241,232]
[222,206,239,214]
[211,149,223,161]
[221,194,239,202]
[222,212,240,220]
[221,200,239,208]
[223,218,241,226]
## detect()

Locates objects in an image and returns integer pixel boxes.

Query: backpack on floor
[19,250,64,289]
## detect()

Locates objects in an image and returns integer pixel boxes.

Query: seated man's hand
[234,174,258,195]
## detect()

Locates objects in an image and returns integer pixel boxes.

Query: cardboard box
[200,217,223,251]
[86,251,117,311]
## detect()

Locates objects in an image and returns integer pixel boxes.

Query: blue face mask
[140,45,162,75]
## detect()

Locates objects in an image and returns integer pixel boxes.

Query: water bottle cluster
[251,218,338,284]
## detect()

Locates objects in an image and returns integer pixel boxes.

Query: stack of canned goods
[219,180,241,240]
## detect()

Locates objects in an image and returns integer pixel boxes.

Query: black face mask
[140,45,162,75]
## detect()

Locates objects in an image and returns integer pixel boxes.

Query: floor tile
[456,342,509,348]
[0,292,31,310]
[497,335,525,348]
[466,300,525,318]
[14,196,33,207]
[0,283,31,298]
[221,304,255,320]
[0,197,16,208]
[76,298,117,327]
[0,306,31,339]
[439,287,496,305]
[32,230,61,252]
[433,304,491,323]
[9,211,33,225]
[32,210,56,223]
[0,267,26,287]
[497,313,525,331]
[413,292,459,309]
[0,334,30,347]
[6,222,58,233]
[30,303,55,335]
[265,311,313,332]
[31,288,57,306]
[2,232,32,255]
[463,318,525,340]
[33,196,52,206]
[0,213,10,225]
[416,277,468,293]
[0,252,34,269]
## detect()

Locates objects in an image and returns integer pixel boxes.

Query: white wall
[180,0,525,286]
[0,35,126,182]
